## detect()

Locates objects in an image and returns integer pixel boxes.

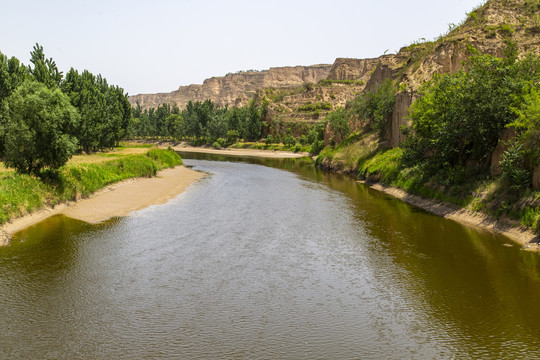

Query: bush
[310,140,325,155]
[405,51,540,174]
[297,102,332,112]
[283,134,296,147]
[326,107,351,142]
[348,79,396,138]
[226,130,240,145]
[501,142,531,191]
[4,81,79,174]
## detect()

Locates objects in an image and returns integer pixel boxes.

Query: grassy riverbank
[0,147,183,224]
[317,131,540,236]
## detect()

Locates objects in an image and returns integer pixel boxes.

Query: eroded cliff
[129,65,332,110]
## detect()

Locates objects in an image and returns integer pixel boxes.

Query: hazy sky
[1,0,486,95]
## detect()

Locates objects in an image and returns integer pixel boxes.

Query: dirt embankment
[365,182,540,252]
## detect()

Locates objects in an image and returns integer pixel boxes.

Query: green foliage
[318,79,364,86]
[501,142,531,192]
[302,82,314,92]
[1,45,131,170]
[521,207,540,231]
[265,134,274,145]
[499,23,515,36]
[283,133,296,147]
[405,51,540,176]
[358,148,403,184]
[297,102,332,112]
[0,149,183,224]
[146,148,183,168]
[348,79,396,138]
[510,85,540,164]
[310,140,325,155]
[4,81,79,174]
[226,130,240,145]
[28,43,62,88]
[326,107,351,141]
[130,98,265,144]
[62,68,131,151]
[0,171,53,223]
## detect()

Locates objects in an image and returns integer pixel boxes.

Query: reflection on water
[1,153,540,359]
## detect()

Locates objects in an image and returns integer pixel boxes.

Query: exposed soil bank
[365,181,540,251]
[141,141,308,159]
[172,145,309,159]
[0,166,203,246]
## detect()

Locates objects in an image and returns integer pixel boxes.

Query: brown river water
[1,153,540,359]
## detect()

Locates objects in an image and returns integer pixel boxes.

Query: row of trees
[0,44,131,174]
[129,98,266,144]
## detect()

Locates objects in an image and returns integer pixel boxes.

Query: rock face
[390,91,414,147]
[533,165,540,191]
[129,65,332,110]
[327,58,380,82]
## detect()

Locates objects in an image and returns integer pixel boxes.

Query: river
[1,153,540,359]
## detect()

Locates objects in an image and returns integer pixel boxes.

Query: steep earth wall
[129,65,332,110]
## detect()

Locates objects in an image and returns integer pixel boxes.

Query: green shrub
[501,142,531,191]
[348,79,396,138]
[297,102,332,112]
[283,134,296,147]
[310,140,325,155]
[499,24,515,36]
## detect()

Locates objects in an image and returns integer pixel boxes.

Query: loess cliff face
[129,65,332,110]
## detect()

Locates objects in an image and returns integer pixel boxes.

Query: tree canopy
[4,81,79,174]
[404,51,540,173]
[0,43,131,174]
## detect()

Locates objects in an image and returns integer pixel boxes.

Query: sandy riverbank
[0,166,203,246]
[365,182,540,251]
[171,144,310,159]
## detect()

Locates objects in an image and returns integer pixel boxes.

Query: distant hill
[129,0,540,147]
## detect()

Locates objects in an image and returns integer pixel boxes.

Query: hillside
[268,0,540,145]
[128,64,332,110]
[128,0,539,146]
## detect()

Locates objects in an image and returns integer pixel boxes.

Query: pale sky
[1,0,486,95]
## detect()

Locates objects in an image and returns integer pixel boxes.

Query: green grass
[316,132,379,172]
[230,142,310,153]
[0,148,183,225]
[318,136,540,233]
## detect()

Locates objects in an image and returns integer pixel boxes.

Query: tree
[241,99,262,141]
[406,52,540,171]
[28,43,62,88]
[327,107,350,142]
[61,68,106,152]
[207,110,229,141]
[348,79,396,138]
[4,81,79,174]
[0,52,29,155]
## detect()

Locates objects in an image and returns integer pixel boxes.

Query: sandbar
[0,166,203,245]
[172,145,309,159]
